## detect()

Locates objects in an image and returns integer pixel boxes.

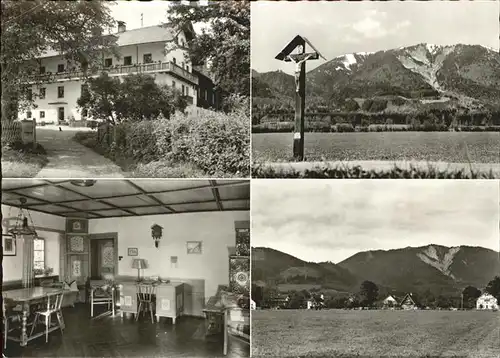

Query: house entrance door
[58,107,64,123]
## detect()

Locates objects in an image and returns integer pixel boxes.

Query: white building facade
[20,23,199,124]
[476,293,498,310]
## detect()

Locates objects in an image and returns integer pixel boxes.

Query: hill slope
[253,43,500,110]
[253,245,499,296]
[338,244,500,295]
[251,247,357,291]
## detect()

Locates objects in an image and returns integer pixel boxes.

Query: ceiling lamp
[70,180,96,187]
[8,198,38,238]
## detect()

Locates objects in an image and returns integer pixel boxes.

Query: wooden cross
[275,35,325,160]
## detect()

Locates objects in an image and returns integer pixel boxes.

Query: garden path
[35,127,126,178]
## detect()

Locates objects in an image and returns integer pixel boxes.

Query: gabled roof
[275,35,326,62]
[399,293,417,306]
[39,24,192,59]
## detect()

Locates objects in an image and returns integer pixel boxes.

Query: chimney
[117,21,126,33]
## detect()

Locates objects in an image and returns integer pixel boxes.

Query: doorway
[90,234,118,280]
[58,107,65,123]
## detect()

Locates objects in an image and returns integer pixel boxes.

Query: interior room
[1,179,250,358]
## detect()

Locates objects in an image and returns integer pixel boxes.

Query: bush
[165,109,250,176]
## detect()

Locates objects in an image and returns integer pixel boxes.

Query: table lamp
[131,258,146,281]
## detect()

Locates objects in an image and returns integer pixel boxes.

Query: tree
[485,276,500,302]
[77,73,121,124]
[359,280,379,307]
[77,73,187,123]
[165,1,250,96]
[462,286,481,309]
[1,1,117,120]
[115,74,187,121]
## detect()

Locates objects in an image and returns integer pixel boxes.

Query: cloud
[352,17,388,39]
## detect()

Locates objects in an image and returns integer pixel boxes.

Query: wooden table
[118,281,184,324]
[3,287,67,347]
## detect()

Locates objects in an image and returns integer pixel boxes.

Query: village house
[399,293,419,310]
[382,294,398,308]
[20,21,219,125]
[476,293,499,310]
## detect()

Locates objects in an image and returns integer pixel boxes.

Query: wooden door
[96,239,115,280]
[58,107,64,123]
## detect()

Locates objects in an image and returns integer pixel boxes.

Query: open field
[252,132,500,163]
[252,309,500,357]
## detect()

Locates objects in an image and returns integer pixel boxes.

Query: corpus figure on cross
[286,47,316,92]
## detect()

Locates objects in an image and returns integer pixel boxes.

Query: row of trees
[254,276,500,310]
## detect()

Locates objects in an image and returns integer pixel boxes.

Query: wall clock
[186,241,202,254]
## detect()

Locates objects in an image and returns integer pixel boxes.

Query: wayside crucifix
[275,35,326,160]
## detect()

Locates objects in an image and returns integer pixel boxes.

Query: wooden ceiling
[1,179,250,219]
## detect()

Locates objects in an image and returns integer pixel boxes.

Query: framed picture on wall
[2,234,16,256]
[186,241,202,254]
[128,248,138,256]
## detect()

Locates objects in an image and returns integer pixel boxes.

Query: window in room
[124,56,132,65]
[39,88,46,99]
[58,86,64,98]
[57,64,65,73]
[143,53,152,64]
[104,58,113,67]
[34,238,45,272]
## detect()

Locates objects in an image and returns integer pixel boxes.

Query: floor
[35,127,126,178]
[3,304,249,358]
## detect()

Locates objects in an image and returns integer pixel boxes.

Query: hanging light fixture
[8,198,38,289]
[70,180,96,187]
[8,198,38,238]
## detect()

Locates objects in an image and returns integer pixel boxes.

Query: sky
[251,180,499,264]
[251,1,499,74]
[108,1,208,33]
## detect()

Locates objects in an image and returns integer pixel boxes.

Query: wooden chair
[89,281,115,318]
[3,297,20,350]
[29,291,65,343]
[136,284,156,323]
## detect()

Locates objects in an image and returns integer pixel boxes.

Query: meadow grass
[252,309,500,357]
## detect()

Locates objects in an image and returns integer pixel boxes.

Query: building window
[58,86,64,98]
[40,66,46,74]
[27,88,32,101]
[57,64,65,73]
[143,53,152,64]
[39,88,46,99]
[186,87,189,96]
[172,58,177,65]
[205,90,208,101]
[172,80,176,88]
[34,238,45,271]
[182,84,185,95]
[186,65,189,72]
[27,111,32,119]
[82,109,88,118]
[104,58,113,67]
[124,56,132,65]
[40,111,45,119]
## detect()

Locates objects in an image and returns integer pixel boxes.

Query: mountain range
[252,43,500,111]
[252,244,500,296]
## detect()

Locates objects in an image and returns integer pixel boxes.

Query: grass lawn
[1,143,48,177]
[252,132,500,163]
[252,309,500,357]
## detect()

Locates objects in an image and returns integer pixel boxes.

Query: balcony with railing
[29,61,198,85]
